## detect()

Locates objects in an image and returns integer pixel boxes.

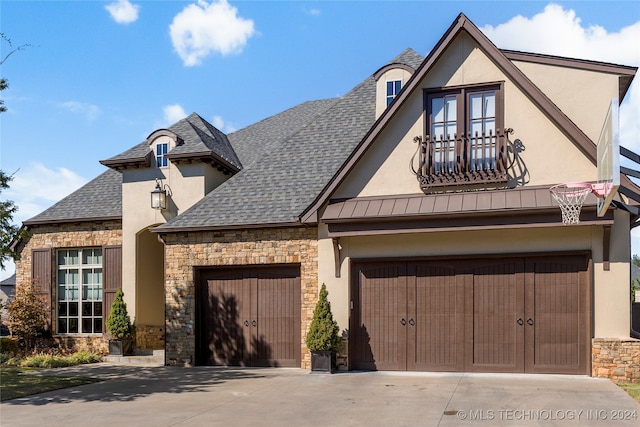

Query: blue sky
[1,1,639,278]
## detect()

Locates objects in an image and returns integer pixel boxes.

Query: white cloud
[163,104,188,125]
[169,0,256,66]
[60,101,101,121]
[105,0,140,24]
[1,163,86,281]
[211,115,237,133]
[305,8,321,16]
[483,4,640,253]
[480,4,640,154]
[4,163,87,224]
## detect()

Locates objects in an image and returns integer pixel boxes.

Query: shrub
[19,351,101,368]
[305,283,340,352]
[0,337,19,354]
[6,280,46,350]
[105,289,132,339]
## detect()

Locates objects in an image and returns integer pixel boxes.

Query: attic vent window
[386,80,402,106]
[156,143,168,168]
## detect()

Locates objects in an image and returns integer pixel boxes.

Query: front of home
[12,14,640,380]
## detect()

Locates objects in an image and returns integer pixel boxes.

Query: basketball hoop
[549,183,594,225]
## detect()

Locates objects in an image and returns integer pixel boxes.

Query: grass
[0,366,102,401]
[619,383,640,403]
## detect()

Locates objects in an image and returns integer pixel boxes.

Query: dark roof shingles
[24,169,122,224]
[158,76,378,230]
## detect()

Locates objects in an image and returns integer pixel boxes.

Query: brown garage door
[196,265,301,367]
[350,254,590,374]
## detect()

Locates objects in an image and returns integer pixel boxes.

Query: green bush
[0,337,19,354]
[105,289,132,339]
[305,283,341,352]
[19,351,101,368]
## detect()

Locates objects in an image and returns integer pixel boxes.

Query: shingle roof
[24,168,122,225]
[167,113,242,170]
[25,49,426,230]
[156,49,425,231]
[101,113,242,171]
[0,273,15,287]
[229,99,339,168]
[389,48,424,70]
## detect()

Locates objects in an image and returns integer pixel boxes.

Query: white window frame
[386,79,402,106]
[56,248,103,335]
[156,142,169,168]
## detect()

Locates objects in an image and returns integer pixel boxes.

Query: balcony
[412,128,512,192]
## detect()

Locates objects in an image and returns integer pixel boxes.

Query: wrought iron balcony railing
[411,128,513,191]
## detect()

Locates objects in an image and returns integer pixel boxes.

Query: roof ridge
[299,12,607,223]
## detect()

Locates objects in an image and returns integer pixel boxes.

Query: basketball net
[549,183,593,225]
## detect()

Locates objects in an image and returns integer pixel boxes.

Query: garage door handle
[252,320,257,327]
[400,318,406,326]
[517,318,524,326]
[244,320,249,327]
[408,319,415,326]
[527,318,534,326]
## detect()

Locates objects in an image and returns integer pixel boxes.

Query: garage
[350,254,590,374]
[195,265,301,367]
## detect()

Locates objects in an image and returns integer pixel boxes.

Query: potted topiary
[305,283,340,372]
[105,289,134,356]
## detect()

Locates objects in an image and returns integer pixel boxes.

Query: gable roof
[24,168,123,225]
[100,113,242,173]
[154,50,425,233]
[155,79,378,231]
[299,13,637,223]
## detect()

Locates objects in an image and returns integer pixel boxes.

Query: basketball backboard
[596,98,620,217]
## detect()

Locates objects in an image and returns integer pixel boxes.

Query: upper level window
[57,248,103,334]
[413,83,510,191]
[386,80,402,106]
[156,143,168,168]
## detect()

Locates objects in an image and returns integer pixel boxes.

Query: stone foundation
[592,338,640,383]
[50,335,109,355]
[135,325,165,349]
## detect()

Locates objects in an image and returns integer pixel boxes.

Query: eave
[165,151,240,175]
[151,220,304,235]
[23,215,122,226]
[501,49,637,101]
[100,153,152,171]
[299,13,622,224]
[321,188,613,238]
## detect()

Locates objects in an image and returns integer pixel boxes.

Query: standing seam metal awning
[321,186,613,237]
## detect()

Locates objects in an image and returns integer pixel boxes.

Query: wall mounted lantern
[151,178,170,210]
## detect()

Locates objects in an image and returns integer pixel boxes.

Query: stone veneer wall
[162,227,318,367]
[592,338,640,383]
[136,325,165,349]
[14,221,122,352]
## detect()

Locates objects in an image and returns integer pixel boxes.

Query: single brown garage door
[196,265,301,367]
[350,254,590,375]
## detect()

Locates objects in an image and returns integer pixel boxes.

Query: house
[0,273,16,336]
[12,14,640,380]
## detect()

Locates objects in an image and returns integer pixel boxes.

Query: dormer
[374,63,415,119]
[147,129,183,169]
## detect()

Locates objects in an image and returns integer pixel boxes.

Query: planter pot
[310,350,336,373]
[108,338,135,356]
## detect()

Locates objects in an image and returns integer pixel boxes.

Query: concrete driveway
[1,364,639,426]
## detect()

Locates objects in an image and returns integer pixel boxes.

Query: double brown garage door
[350,255,590,374]
[195,266,300,367]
